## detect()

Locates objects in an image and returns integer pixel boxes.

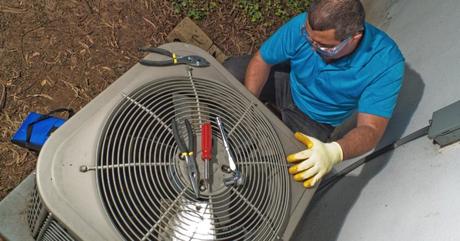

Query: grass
[172,0,219,21]
[172,0,312,26]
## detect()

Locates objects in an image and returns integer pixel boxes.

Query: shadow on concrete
[290,64,425,241]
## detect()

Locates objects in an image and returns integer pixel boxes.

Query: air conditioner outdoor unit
[26,43,315,241]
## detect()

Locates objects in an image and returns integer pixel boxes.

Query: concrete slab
[0,173,35,241]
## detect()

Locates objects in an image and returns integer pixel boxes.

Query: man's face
[305,21,362,61]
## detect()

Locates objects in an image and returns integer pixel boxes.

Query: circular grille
[97,77,290,241]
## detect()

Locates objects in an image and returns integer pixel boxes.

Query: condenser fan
[97,74,290,240]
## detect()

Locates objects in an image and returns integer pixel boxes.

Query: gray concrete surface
[0,174,35,241]
[294,136,460,241]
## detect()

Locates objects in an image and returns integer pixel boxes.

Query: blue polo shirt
[259,13,405,126]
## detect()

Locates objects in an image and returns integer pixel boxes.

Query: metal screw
[199,179,207,191]
[221,165,232,174]
[79,165,88,172]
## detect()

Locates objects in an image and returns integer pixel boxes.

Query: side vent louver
[27,185,77,241]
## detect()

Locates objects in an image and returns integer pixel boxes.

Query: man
[224,0,404,188]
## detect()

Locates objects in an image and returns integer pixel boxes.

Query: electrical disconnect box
[428,99,460,147]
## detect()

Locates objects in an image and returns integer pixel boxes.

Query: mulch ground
[0,1,286,201]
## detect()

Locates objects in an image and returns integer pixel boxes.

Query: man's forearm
[336,125,381,160]
[244,51,272,97]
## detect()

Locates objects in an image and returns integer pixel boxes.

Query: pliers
[171,119,200,198]
[139,47,210,68]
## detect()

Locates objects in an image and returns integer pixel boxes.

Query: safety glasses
[301,24,352,58]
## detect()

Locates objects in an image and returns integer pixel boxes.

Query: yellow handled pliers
[139,47,210,68]
[171,118,200,198]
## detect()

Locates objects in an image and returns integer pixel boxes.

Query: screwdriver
[201,122,212,188]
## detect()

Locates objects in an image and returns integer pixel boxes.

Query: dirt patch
[0,0,288,201]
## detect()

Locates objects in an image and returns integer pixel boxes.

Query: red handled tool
[201,122,212,187]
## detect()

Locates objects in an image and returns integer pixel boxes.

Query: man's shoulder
[292,12,307,24]
[365,23,404,63]
[282,12,307,30]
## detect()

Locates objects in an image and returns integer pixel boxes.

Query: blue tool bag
[11,108,74,151]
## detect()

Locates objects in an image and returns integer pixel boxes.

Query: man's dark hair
[307,0,365,40]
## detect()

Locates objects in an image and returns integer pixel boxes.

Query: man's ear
[352,32,363,41]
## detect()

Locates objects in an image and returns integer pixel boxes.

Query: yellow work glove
[287,132,343,188]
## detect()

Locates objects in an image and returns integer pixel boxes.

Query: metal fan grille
[97,76,290,241]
